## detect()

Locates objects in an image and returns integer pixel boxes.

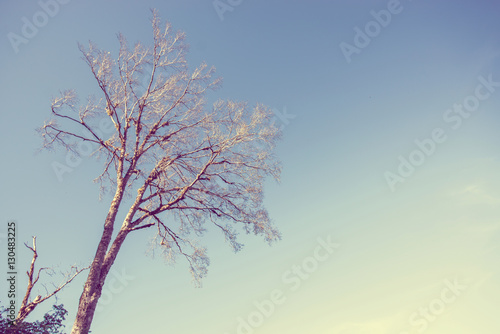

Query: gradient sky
[1,1,500,333]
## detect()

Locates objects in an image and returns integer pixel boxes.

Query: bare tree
[13,237,88,326]
[39,10,281,334]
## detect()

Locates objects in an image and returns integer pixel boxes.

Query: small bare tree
[10,237,88,326]
[40,10,281,334]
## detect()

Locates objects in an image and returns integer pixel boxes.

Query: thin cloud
[449,182,500,206]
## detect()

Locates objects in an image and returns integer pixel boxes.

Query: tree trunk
[70,185,127,334]
[69,261,105,334]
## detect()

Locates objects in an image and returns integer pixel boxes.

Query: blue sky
[1,0,500,333]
